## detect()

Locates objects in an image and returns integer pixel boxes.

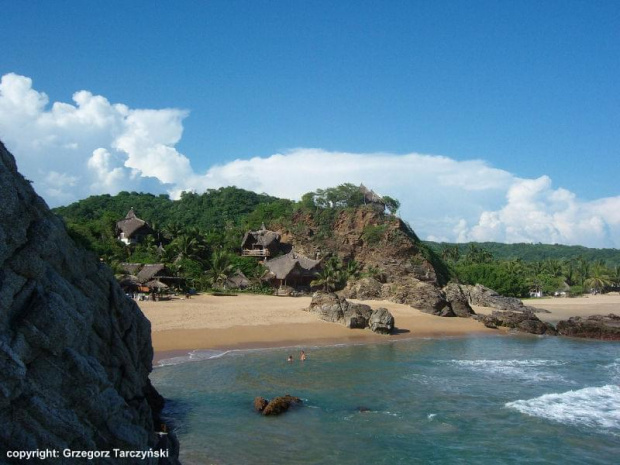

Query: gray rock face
[0,142,179,462]
[556,314,620,340]
[368,308,395,334]
[344,303,373,329]
[383,279,455,317]
[474,310,557,336]
[307,292,395,334]
[442,283,475,318]
[464,284,549,314]
[342,277,383,300]
[307,292,346,323]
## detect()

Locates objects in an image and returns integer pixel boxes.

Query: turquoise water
[151,336,620,465]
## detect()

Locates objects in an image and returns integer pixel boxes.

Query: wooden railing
[242,249,270,257]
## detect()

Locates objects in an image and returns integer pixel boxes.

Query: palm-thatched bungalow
[116,208,153,245]
[264,250,321,288]
[241,223,281,258]
[359,184,385,210]
[225,269,251,289]
[118,263,184,293]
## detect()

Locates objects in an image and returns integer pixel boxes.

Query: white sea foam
[603,359,620,381]
[506,385,620,430]
[446,359,567,382]
[427,413,437,420]
[157,349,232,366]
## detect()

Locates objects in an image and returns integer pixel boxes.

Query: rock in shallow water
[254,395,302,416]
[556,314,620,340]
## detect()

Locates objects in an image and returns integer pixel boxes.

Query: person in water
[287,355,293,362]
[300,350,306,361]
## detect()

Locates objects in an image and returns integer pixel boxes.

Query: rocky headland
[0,141,179,463]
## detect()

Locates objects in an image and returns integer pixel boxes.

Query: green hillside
[52,185,620,297]
[424,241,620,267]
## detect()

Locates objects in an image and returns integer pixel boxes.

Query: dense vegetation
[425,241,620,267]
[435,243,620,298]
[53,184,620,296]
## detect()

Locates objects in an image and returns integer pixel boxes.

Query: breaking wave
[506,385,620,431]
[446,359,567,382]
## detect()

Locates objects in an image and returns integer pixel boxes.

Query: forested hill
[53,188,620,267]
[424,241,620,267]
[53,187,292,232]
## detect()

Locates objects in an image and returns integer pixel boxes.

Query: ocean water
[151,336,620,465]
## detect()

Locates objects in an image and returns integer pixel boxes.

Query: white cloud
[460,176,620,247]
[0,72,618,248]
[0,72,187,202]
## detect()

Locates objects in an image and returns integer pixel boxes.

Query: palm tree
[503,258,523,276]
[205,250,234,288]
[562,259,577,286]
[311,257,345,292]
[441,245,461,263]
[311,267,339,292]
[585,263,612,294]
[543,258,563,278]
[576,257,591,287]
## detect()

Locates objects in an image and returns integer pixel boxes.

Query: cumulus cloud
[459,176,620,247]
[0,72,187,201]
[0,72,618,248]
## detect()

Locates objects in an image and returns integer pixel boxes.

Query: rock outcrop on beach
[307,292,395,334]
[474,310,557,336]
[0,142,179,463]
[556,314,620,340]
[463,284,550,314]
[254,395,302,416]
[442,283,476,317]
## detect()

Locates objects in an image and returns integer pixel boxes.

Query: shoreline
[140,293,620,365]
[140,293,499,363]
[151,327,499,365]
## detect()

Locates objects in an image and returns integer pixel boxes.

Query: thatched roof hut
[225,269,251,289]
[146,279,169,290]
[136,264,166,283]
[264,251,321,287]
[120,263,143,275]
[116,208,153,245]
[241,223,281,257]
[118,263,184,291]
[359,184,385,208]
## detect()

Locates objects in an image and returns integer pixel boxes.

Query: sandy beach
[140,294,498,361]
[473,293,620,324]
[139,292,620,362]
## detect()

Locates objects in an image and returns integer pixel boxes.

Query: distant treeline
[424,241,620,267]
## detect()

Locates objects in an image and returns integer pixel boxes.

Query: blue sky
[1,1,619,247]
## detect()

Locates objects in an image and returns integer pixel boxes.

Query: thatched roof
[241,223,281,249]
[120,263,142,275]
[116,208,151,237]
[136,264,166,283]
[359,184,385,206]
[226,269,250,289]
[146,279,169,289]
[264,251,321,280]
[118,274,140,288]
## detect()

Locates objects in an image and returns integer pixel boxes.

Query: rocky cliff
[0,141,178,463]
[275,208,466,316]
